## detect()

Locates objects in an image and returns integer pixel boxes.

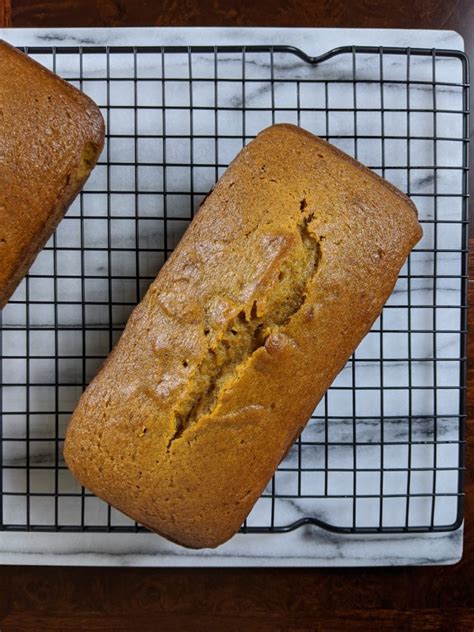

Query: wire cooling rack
[0,45,468,535]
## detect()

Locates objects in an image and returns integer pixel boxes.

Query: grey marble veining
[0,528,462,567]
[0,27,466,566]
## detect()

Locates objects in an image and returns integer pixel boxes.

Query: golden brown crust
[64,124,422,549]
[0,41,105,308]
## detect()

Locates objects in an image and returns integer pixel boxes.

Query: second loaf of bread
[64,124,422,548]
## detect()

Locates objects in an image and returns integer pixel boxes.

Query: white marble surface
[0,27,466,566]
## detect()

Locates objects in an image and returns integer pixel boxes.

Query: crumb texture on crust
[64,123,422,549]
[0,40,105,308]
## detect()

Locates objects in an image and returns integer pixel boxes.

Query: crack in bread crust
[167,212,322,448]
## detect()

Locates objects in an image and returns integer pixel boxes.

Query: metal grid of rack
[0,44,468,534]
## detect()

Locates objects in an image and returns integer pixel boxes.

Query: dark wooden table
[0,1,472,630]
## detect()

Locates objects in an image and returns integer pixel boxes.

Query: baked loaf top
[65,124,422,549]
[0,40,104,308]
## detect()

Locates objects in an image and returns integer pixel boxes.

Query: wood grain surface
[0,0,10,28]
[0,1,472,630]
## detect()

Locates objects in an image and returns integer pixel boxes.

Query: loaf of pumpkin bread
[0,40,104,308]
[64,124,422,548]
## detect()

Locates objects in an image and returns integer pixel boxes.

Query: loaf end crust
[0,41,105,308]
